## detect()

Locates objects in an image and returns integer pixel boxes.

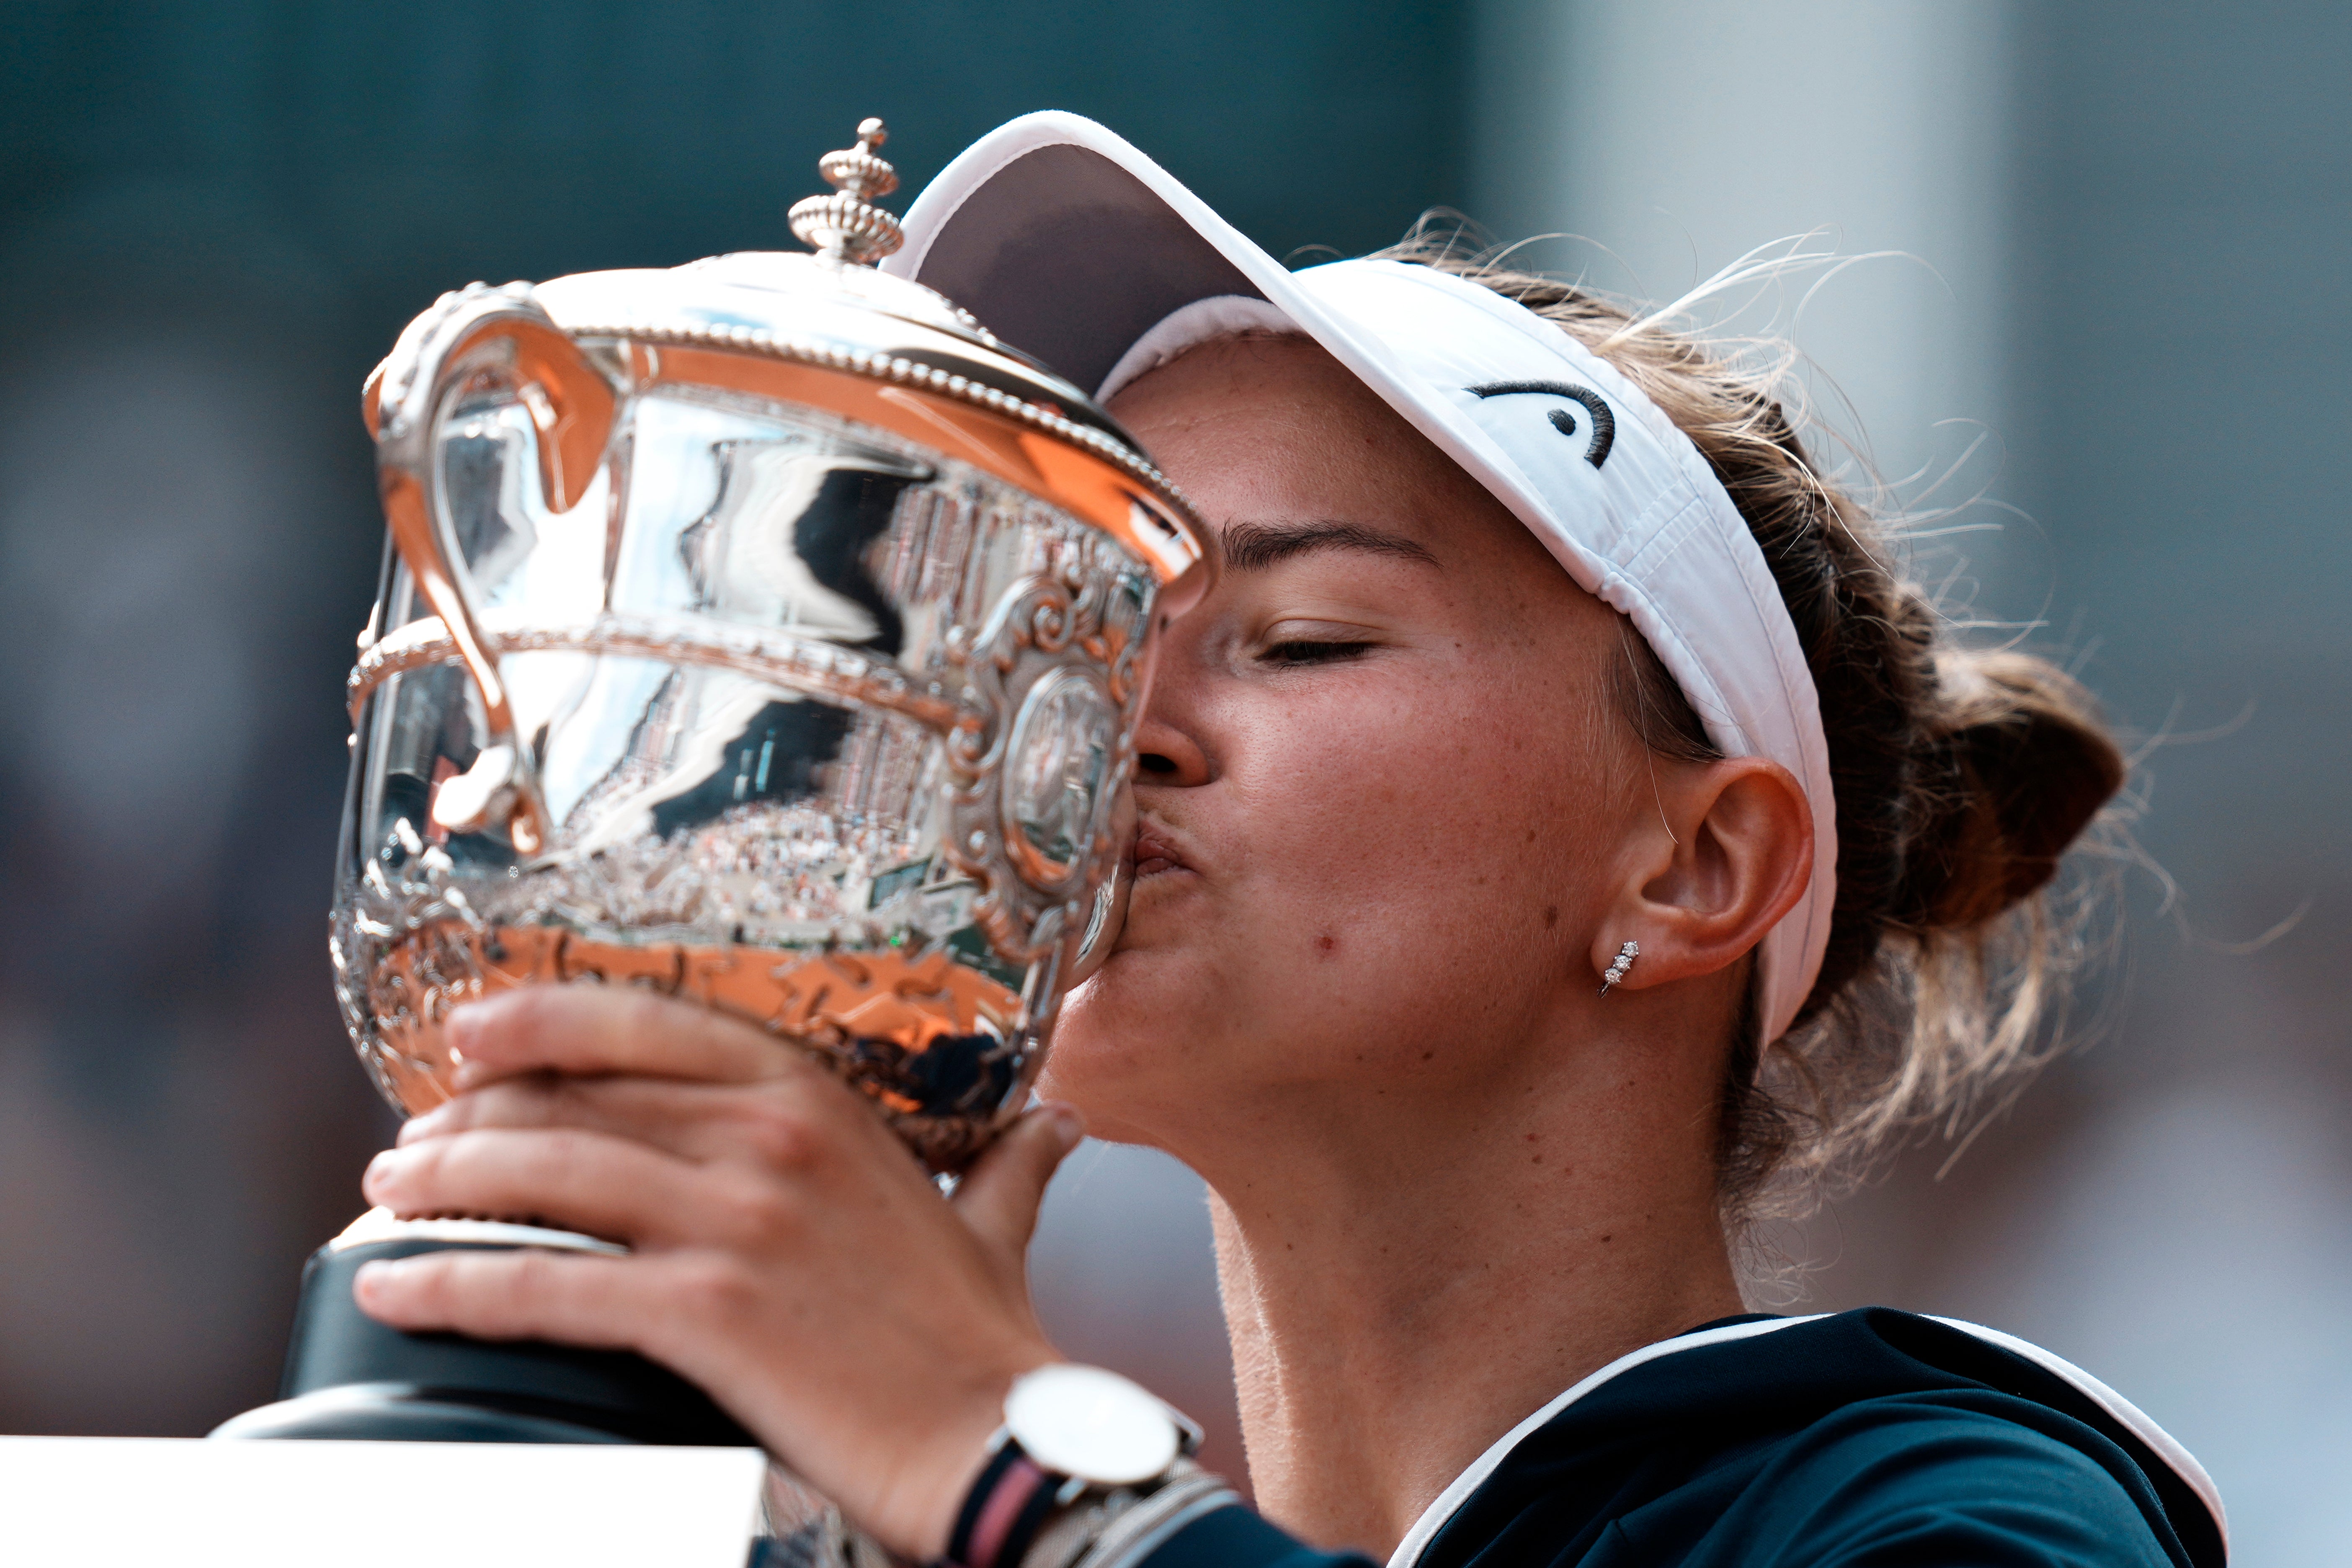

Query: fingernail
[362,1149,401,1194]
[444,996,506,1068]
[352,1259,401,1304]
[1043,1104,1085,1152]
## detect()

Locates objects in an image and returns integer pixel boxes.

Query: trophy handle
[362,285,619,855]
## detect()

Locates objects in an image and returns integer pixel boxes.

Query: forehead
[1108,335,1545,565]
[1108,334,1419,460]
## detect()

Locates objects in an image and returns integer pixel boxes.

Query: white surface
[331,1206,630,1256]
[1006,1363,1179,1485]
[0,1437,766,1567]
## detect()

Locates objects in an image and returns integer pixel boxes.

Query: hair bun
[1898,650,2126,931]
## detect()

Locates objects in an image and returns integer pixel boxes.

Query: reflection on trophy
[212,119,1208,1447]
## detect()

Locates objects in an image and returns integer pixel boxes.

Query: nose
[1132,709,1210,787]
[1130,623,1212,789]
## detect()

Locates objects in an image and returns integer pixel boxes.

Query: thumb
[955,1103,1085,1263]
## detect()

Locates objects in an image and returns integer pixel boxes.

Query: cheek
[1245,669,1601,928]
[1039,651,1637,1127]
[1191,676,1612,1038]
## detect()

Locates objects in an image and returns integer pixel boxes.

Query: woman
[351,116,2223,1567]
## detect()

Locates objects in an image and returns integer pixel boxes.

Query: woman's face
[1046,335,1662,1149]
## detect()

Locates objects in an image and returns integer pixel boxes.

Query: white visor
[885,112,1837,1045]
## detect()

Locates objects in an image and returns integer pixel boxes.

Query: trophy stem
[211,1217,755,1447]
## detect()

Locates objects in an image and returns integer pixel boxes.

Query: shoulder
[1657,1389,2174,1566]
[1408,1308,2222,1568]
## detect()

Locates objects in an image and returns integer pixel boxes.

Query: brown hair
[1374,235,2128,1222]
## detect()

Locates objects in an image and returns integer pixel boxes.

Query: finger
[399,1074,755,1159]
[446,984,806,1090]
[399,1071,891,1179]
[365,1126,718,1246]
[353,1246,649,1349]
[353,1248,787,1435]
[954,1104,1084,1262]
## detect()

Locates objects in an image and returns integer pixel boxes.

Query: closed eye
[1262,639,1377,666]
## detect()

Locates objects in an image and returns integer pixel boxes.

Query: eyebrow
[1217,520,1442,573]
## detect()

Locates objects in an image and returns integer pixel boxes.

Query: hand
[351,983,1081,1560]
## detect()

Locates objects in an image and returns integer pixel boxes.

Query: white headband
[887,113,1836,1044]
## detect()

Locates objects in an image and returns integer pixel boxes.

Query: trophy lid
[364,119,1204,577]
[533,117,1022,378]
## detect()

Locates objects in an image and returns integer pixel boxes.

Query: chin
[1035,952,1207,1142]
[1032,1047,1162,1148]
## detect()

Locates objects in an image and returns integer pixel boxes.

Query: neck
[1180,1027,1744,1560]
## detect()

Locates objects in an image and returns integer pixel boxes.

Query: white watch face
[1004,1364,1181,1486]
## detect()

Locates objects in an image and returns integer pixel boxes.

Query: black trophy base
[211,1219,755,1447]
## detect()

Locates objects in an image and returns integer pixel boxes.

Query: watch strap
[1022,1462,1240,1568]
[946,1436,1071,1568]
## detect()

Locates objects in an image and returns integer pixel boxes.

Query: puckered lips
[1132,821,1193,879]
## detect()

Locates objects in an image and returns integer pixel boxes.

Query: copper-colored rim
[589,328,1208,585]
[361,317,1213,587]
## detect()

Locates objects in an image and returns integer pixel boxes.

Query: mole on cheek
[1315,932,1338,958]
[1544,905,1560,928]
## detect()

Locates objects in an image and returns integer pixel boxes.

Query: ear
[1591,757,1813,991]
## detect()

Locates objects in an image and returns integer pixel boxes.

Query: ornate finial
[790,117,905,266]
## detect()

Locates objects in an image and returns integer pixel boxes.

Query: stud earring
[1599,940,1639,996]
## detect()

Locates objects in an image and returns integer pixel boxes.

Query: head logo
[1467,381,1615,469]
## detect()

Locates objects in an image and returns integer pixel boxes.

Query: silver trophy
[215,120,1209,1447]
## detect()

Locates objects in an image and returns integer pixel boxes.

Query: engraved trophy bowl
[212,120,1209,1450]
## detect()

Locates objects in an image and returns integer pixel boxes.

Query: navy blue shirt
[1138,1310,2224,1568]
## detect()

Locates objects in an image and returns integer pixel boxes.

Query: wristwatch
[1004,1364,1196,1485]
[944,1365,1204,1568]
